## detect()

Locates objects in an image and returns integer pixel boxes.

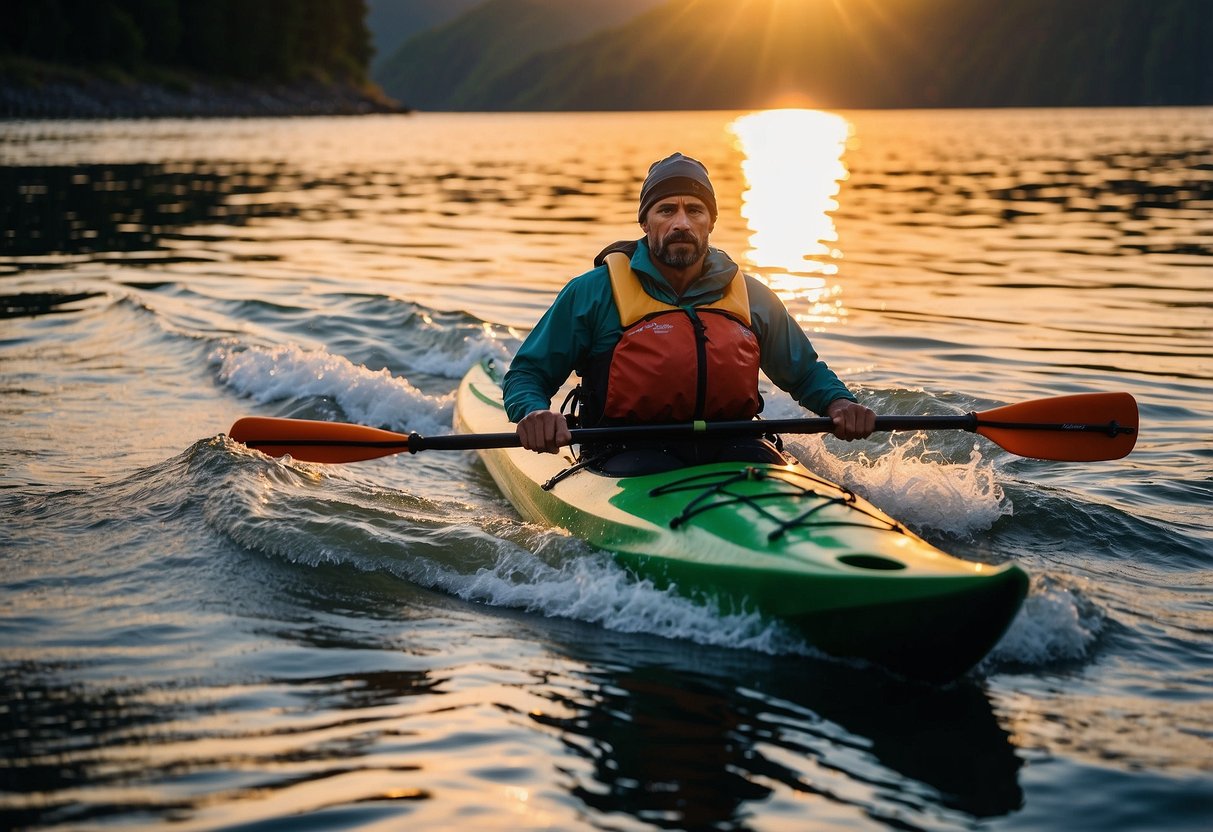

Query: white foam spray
[210,343,452,436]
[408,331,511,379]
[243,500,824,660]
[982,578,1104,669]
[415,539,819,657]
[787,432,1012,537]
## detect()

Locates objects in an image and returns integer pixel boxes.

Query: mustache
[663,230,699,244]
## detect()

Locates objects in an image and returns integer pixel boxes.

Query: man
[502,152,875,465]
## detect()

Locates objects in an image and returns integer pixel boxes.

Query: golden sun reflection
[729,109,852,326]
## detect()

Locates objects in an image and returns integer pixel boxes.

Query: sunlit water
[1,109,1210,831]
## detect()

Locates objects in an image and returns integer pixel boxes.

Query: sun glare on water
[729,109,852,326]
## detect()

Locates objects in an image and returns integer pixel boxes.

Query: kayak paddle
[227,391,1137,464]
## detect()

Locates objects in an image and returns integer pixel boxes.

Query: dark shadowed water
[1,108,1210,830]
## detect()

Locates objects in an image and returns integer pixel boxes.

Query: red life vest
[590,252,762,424]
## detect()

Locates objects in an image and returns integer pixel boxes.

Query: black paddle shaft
[407,414,982,452]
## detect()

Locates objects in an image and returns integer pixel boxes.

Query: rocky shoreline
[0,75,409,120]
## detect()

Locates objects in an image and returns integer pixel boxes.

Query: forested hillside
[0,0,403,117]
[3,0,372,82]
[385,0,1213,110]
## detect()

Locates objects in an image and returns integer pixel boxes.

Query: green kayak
[455,359,1028,682]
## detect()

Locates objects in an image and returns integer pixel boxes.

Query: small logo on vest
[631,321,676,336]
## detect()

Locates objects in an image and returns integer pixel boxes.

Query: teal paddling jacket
[502,239,856,423]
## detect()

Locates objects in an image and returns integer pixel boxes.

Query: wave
[210,342,454,436]
[195,436,1092,678]
[983,578,1105,670]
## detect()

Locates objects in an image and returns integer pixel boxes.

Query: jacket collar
[629,238,740,305]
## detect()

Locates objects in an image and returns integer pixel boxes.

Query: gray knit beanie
[637,152,717,223]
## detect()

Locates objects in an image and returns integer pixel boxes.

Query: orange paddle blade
[228,417,411,463]
[975,392,1138,461]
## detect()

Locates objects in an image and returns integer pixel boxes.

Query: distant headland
[1,0,404,119]
[0,62,406,120]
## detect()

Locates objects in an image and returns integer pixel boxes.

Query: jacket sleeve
[745,275,857,415]
[501,270,611,423]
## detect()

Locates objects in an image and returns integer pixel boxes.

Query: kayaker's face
[642,195,714,270]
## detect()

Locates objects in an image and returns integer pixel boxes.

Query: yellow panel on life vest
[603,252,751,327]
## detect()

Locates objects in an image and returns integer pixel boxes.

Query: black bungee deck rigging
[648,465,907,542]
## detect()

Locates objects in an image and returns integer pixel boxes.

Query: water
[1,108,1210,830]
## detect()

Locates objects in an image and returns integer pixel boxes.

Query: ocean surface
[1,108,1210,831]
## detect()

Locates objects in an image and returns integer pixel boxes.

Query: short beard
[652,231,707,269]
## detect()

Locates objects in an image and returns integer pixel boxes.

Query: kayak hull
[456,360,1027,682]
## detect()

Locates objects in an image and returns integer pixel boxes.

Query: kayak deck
[456,360,1027,682]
